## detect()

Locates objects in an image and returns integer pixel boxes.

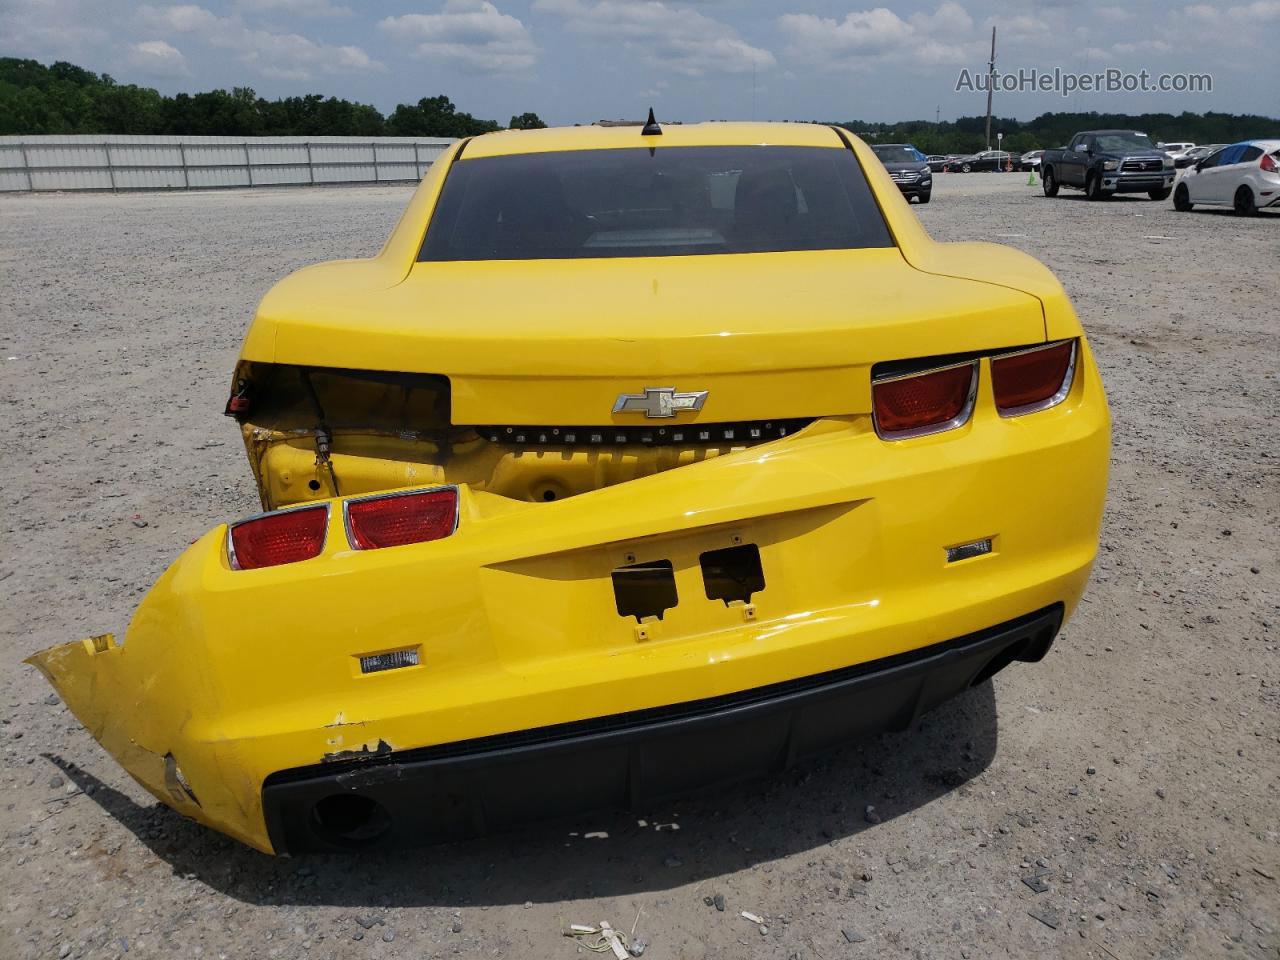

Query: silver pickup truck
[1041,130,1176,200]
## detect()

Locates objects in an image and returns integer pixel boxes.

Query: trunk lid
[251,248,1044,424]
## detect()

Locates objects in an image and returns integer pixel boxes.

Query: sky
[2,0,1276,125]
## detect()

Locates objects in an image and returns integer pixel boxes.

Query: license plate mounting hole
[612,559,678,621]
[700,543,765,606]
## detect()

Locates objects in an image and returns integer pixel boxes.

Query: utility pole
[984,26,996,150]
[936,105,940,125]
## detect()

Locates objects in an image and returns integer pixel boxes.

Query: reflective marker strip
[946,538,993,563]
[359,649,420,674]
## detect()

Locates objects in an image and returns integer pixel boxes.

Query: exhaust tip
[310,793,391,846]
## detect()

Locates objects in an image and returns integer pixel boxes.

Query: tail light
[872,361,977,439]
[1261,152,1278,173]
[344,487,458,550]
[991,340,1076,416]
[229,505,328,570]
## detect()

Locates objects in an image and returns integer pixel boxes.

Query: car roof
[462,121,846,159]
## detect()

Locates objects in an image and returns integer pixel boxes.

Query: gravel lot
[1,173,1277,960]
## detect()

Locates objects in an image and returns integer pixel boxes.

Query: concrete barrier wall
[0,135,457,192]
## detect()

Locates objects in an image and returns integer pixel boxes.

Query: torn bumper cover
[264,605,1061,854]
[28,382,1107,854]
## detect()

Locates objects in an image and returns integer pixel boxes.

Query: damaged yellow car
[30,120,1109,855]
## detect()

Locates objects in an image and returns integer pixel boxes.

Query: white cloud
[138,3,383,80]
[1224,0,1280,17]
[1097,6,1134,21]
[985,13,1054,45]
[910,2,973,35]
[235,0,352,17]
[778,2,978,70]
[380,1,537,73]
[146,3,219,31]
[534,0,775,76]
[127,39,191,76]
[1111,39,1173,55]
[0,0,116,61]
[1183,0,1280,19]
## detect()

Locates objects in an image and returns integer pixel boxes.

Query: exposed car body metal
[29,122,1110,854]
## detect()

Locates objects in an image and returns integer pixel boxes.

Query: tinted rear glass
[871,145,921,164]
[419,146,893,261]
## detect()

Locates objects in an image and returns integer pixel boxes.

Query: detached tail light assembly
[228,486,459,570]
[873,339,1077,440]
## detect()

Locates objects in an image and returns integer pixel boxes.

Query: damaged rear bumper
[28,348,1108,853]
[263,604,1061,853]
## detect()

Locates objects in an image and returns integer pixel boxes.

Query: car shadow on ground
[47,679,998,909]
[1178,207,1279,217]
[1046,194,1162,203]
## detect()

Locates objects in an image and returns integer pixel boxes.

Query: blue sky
[3,0,1275,124]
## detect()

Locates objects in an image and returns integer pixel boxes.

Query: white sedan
[1173,140,1280,215]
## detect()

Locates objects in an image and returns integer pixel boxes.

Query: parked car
[29,121,1110,855]
[1175,144,1224,169]
[925,154,952,172]
[1040,130,1176,200]
[945,150,1014,172]
[1018,150,1045,172]
[870,143,933,203]
[1173,140,1280,215]
[1160,141,1196,160]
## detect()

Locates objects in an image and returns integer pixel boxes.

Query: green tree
[387,95,500,138]
[509,111,546,129]
[90,84,165,134]
[0,57,512,137]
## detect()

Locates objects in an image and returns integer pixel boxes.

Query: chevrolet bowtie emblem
[613,387,708,419]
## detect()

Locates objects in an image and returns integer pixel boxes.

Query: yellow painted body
[29,123,1110,854]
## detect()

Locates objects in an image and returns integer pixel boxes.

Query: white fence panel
[0,135,456,192]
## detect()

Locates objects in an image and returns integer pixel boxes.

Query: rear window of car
[419,146,893,261]
[1218,144,1248,165]
[871,145,921,164]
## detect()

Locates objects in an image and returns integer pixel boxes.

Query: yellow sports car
[30,121,1109,855]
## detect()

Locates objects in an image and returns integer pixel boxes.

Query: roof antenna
[641,107,662,136]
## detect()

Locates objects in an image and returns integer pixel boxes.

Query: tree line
[5,56,1276,150]
[836,110,1280,156]
[0,57,546,137]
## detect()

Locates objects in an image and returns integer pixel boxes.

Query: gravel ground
[1,173,1277,960]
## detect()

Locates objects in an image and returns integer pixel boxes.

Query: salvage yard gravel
[1,174,1276,959]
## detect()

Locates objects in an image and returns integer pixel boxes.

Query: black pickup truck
[1041,130,1175,200]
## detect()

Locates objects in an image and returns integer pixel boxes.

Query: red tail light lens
[345,488,458,550]
[993,340,1075,414]
[991,340,1076,415]
[1261,152,1277,173]
[872,361,976,439]
[229,506,328,570]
